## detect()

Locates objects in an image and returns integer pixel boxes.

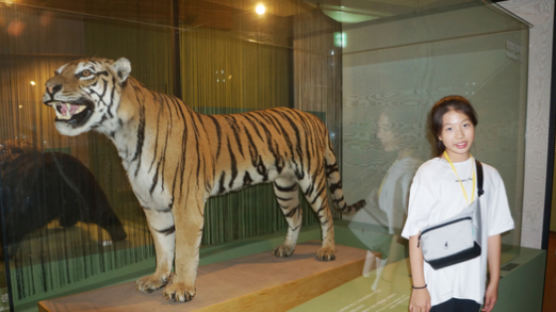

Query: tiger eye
[81,69,93,77]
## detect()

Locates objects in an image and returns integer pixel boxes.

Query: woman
[401,96,514,312]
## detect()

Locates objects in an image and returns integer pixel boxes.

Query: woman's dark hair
[429,95,478,155]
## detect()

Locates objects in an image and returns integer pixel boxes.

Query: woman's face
[438,109,475,162]
[377,113,398,152]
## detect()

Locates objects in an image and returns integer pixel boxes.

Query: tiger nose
[46,82,62,95]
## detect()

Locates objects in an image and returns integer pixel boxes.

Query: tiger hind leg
[273,177,302,258]
[300,172,335,261]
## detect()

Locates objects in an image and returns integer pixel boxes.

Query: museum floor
[543,231,556,312]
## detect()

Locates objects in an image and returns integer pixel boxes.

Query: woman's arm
[482,234,501,312]
[408,235,431,312]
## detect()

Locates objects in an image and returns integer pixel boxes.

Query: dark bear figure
[0,145,127,256]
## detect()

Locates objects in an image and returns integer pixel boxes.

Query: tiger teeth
[54,103,87,120]
[74,105,87,114]
[55,103,69,120]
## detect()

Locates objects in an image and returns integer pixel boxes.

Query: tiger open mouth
[47,98,94,127]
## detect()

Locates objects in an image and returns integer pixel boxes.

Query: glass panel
[342,0,527,281]
[0,1,323,310]
[0,3,176,310]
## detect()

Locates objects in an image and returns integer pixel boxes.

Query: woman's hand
[481,281,498,312]
[483,235,501,312]
[409,288,431,312]
[408,235,429,312]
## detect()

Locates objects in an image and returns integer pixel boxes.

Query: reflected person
[349,107,421,289]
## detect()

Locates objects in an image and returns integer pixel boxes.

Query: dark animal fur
[0,149,126,254]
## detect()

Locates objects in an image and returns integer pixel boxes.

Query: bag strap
[475,160,484,244]
[476,160,484,197]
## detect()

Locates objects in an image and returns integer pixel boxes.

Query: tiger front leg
[136,209,175,292]
[162,201,204,302]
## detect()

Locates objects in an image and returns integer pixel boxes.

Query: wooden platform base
[38,242,365,312]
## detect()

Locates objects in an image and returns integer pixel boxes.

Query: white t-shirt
[401,157,514,306]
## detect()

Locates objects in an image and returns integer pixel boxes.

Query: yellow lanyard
[443,151,476,204]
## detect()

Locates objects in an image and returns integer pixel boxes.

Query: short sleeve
[401,167,436,239]
[486,168,514,236]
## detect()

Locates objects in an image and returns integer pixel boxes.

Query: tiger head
[43,57,131,136]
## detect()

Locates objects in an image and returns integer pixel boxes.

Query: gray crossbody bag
[418,160,484,270]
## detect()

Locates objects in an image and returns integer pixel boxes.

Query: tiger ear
[111,57,131,84]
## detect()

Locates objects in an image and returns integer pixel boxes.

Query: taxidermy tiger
[42,57,365,302]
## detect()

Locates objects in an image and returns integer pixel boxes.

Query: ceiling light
[255,3,266,15]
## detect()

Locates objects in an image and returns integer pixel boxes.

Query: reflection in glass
[348,106,422,289]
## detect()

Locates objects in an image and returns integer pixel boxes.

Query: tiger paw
[136,273,170,293]
[274,245,295,258]
[316,247,336,261]
[163,282,196,302]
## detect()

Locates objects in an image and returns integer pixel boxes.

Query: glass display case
[0,0,529,311]
[341,0,527,273]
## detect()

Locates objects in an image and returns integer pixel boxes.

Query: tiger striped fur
[42,57,365,302]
